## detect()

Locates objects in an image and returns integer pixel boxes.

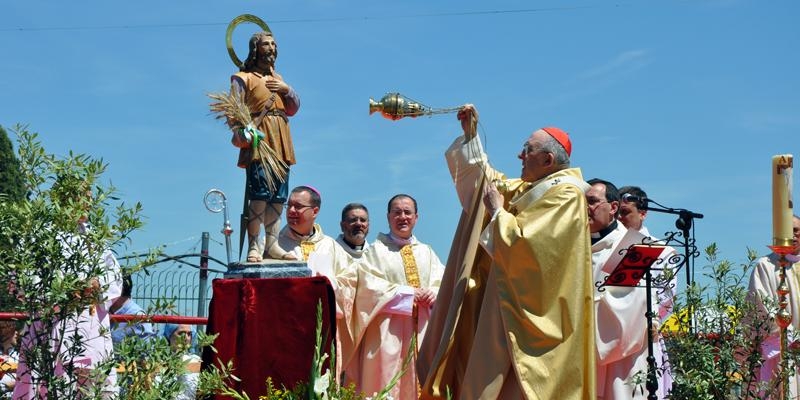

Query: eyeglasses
[522,142,536,155]
[286,202,314,211]
[521,142,549,156]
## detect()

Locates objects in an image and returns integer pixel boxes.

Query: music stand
[598,243,673,400]
[638,200,703,334]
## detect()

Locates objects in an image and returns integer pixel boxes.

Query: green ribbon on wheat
[242,125,264,150]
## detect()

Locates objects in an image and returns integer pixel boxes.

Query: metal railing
[131,267,223,318]
[122,232,229,318]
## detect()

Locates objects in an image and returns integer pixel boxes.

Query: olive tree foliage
[0,125,27,309]
[0,125,26,202]
[0,125,151,398]
[0,125,245,400]
[664,244,800,399]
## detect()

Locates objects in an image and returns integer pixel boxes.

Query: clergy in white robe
[335,203,371,261]
[273,186,359,382]
[350,194,445,400]
[588,179,652,400]
[333,202,373,381]
[275,221,342,266]
[336,235,367,259]
[747,215,800,397]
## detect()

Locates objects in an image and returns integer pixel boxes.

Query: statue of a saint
[228,29,300,262]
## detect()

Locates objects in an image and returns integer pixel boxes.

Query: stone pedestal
[224,259,311,279]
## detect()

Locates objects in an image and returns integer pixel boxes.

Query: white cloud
[576,49,650,83]
[546,49,652,108]
[387,150,436,179]
[739,111,800,132]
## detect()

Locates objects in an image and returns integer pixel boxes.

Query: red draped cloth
[202,277,336,399]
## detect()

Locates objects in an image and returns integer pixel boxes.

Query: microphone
[621,193,649,204]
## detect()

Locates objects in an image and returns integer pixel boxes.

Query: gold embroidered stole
[400,244,421,288]
[300,241,315,261]
[400,243,423,396]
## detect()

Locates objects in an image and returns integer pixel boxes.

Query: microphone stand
[640,202,703,334]
[644,263,658,400]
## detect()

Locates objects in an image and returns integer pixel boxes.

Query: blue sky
[2,1,798,288]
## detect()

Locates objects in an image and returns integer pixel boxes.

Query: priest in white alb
[588,178,658,399]
[350,194,445,400]
[332,202,373,382]
[271,185,359,381]
[747,214,800,397]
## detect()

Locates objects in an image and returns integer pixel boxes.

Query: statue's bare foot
[247,247,263,263]
[263,239,287,260]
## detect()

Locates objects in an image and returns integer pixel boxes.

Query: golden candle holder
[768,242,798,400]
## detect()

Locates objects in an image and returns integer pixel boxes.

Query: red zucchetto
[540,126,572,157]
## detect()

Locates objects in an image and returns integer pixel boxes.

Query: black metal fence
[131,267,224,318]
[123,232,229,318]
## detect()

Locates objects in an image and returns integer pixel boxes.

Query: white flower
[365,394,393,400]
[313,368,331,400]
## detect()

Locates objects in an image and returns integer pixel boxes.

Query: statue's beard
[257,51,276,68]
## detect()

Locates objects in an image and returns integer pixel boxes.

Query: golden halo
[226,14,271,68]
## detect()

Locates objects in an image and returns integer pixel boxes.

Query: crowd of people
[238,184,445,399]
[257,104,800,400]
[2,263,202,399]
[3,27,799,400]
[2,127,798,400]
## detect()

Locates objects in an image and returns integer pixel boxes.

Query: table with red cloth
[202,277,336,399]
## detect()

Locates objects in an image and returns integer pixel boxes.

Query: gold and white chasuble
[418,135,596,400]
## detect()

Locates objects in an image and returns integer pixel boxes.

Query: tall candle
[772,154,794,246]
